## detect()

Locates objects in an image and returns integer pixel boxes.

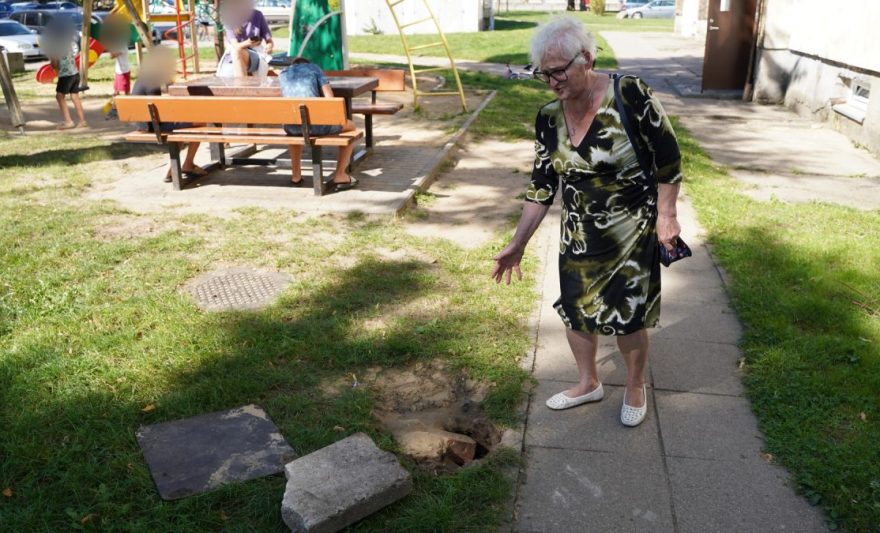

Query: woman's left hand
[656,214,681,251]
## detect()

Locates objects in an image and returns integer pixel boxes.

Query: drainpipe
[742,0,766,101]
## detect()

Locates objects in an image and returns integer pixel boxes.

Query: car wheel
[632,12,643,19]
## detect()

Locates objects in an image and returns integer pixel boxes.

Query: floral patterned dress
[526,75,682,335]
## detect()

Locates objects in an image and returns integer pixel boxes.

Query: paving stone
[652,301,742,344]
[515,446,674,533]
[650,337,745,396]
[667,456,828,532]
[526,381,661,456]
[655,392,765,461]
[136,404,296,500]
[661,265,731,305]
[281,433,412,533]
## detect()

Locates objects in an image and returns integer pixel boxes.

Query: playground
[3,2,880,532]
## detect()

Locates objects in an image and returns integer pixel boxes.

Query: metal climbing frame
[143,0,200,79]
[384,0,467,112]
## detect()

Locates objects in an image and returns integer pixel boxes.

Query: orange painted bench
[115,95,362,196]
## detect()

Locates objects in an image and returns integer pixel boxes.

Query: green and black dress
[526,75,682,335]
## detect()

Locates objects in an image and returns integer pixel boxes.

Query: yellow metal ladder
[384,0,468,112]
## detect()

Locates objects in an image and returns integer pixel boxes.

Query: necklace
[564,75,601,140]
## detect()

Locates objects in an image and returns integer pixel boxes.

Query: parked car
[0,18,43,58]
[8,9,89,53]
[43,1,80,10]
[623,0,674,19]
[616,0,650,17]
[256,0,291,25]
[9,2,42,11]
[0,2,13,19]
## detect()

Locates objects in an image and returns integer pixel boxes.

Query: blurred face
[540,49,590,101]
[220,0,255,30]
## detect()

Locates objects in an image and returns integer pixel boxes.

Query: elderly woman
[492,16,683,427]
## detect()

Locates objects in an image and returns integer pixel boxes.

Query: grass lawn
[275,11,671,67]
[674,120,880,531]
[0,125,534,528]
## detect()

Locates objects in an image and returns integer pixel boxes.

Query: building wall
[674,0,708,38]
[753,0,880,154]
[344,0,489,35]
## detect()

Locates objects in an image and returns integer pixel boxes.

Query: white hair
[529,16,598,70]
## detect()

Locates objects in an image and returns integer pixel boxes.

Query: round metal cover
[186,268,292,311]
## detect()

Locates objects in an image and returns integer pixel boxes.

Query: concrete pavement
[509,31,862,532]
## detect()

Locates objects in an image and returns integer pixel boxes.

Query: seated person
[217,0,273,78]
[133,48,206,182]
[279,57,358,191]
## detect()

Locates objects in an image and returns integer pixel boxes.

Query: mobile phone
[659,237,692,267]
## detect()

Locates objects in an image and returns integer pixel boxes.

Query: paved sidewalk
[510,32,854,532]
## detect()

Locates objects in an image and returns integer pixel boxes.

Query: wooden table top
[167,76,379,98]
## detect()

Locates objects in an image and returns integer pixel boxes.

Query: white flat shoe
[620,385,648,427]
[546,383,604,410]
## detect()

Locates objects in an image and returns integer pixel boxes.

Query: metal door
[701,0,758,91]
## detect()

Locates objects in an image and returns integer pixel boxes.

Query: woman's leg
[617,329,649,407]
[181,142,202,173]
[333,120,356,184]
[563,328,602,397]
[288,145,303,183]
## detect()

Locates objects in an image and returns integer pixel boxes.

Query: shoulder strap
[613,74,654,180]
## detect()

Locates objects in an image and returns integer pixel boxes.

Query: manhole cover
[185,268,292,311]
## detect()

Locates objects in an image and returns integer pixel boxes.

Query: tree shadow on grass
[707,223,880,530]
[493,19,539,31]
[0,256,525,530]
[0,143,157,169]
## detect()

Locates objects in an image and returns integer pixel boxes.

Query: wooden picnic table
[167,76,379,118]
[167,76,380,167]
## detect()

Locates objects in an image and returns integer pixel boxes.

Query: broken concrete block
[281,433,412,532]
[443,432,477,465]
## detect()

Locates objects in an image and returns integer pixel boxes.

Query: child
[111,46,131,97]
[51,45,87,129]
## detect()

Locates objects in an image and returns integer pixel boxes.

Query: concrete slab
[661,266,731,305]
[653,301,742,344]
[515,446,674,533]
[667,456,828,532]
[281,432,412,533]
[136,404,297,500]
[734,170,880,211]
[526,382,661,456]
[650,337,745,396]
[655,392,765,461]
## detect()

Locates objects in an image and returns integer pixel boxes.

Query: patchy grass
[676,118,880,531]
[277,11,667,67]
[0,132,535,530]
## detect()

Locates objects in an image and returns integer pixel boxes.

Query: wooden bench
[325,68,405,148]
[115,95,363,196]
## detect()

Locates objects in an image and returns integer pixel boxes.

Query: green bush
[591,0,606,15]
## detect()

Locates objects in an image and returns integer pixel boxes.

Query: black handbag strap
[613,73,654,181]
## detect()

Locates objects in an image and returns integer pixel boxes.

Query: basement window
[833,78,870,124]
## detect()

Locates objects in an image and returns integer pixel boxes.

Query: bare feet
[182,165,207,177]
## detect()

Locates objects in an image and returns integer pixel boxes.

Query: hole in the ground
[322,361,502,473]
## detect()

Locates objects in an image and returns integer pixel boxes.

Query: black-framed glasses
[533,52,583,84]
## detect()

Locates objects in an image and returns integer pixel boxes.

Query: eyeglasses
[533,53,584,84]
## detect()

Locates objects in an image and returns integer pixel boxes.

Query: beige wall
[753,0,880,154]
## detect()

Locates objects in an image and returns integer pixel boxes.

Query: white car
[255,0,291,25]
[0,19,43,59]
[622,0,675,19]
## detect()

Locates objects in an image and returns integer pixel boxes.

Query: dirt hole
[322,361,502,472]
